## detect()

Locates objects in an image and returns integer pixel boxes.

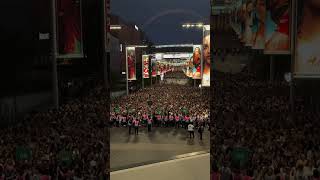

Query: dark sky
[111,0,210,45]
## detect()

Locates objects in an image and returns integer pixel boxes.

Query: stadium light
[110,25,122,30]
[182,23,204,29]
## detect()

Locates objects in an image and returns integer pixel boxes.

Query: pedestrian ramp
[111,151,209,180]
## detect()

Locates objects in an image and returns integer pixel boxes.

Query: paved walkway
[110,127,210,170]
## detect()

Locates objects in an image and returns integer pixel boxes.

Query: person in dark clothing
[198,124,204,140]
[128,119,132,135]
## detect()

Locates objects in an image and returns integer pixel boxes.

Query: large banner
[185,54,193,78]
[244,0,253,46]
[151,55,157,77]
[240,3,247,44]
[294,0,320,76]
[157,61,161,76]
[192,45,202,79]
[202,25,210,87]
[126,47,136,80]
[251,0,265,49]
[56,0,84,58]
[142,55,150,78]
[264,0,290,54]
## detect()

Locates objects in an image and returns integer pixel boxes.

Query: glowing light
[110,25,122,30]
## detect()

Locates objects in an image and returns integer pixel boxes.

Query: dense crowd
[211,71,320,180]
[165,70,187,79]
[0,82,109,179]
[110,84,210,134]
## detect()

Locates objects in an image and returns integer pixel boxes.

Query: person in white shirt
[188,123,195,139]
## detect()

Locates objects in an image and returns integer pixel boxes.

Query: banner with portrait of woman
[56,0,84,58]
[294,0,320,77]
[244,0,254,46]
[202,25,210,87]
[151,56,157,77]
[264,0,290,54]
[142,55,149,79]
[239,2,247,44]
[251,0,265,49]
[192,45,202,79]
[126,47,136,80]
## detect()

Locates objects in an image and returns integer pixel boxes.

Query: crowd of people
[0,81,109,179]
[211,71,320,180]
[110,84,210,138]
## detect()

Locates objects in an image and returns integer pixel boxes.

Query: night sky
[111,0,210,45]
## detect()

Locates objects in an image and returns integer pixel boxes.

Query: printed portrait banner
[56,0,84,58]
[294,0,320,77]
[159,63,165,74]
[244,0,253,46]
[251,0,265,49]
[264,0,290,54]
[185,53,193,78]
[126,47,137,80]
[202,25,210,87]
[142,55,150,78]
[151,57,157,77]
[240,2,247,44]
[157,61,161,75]
[192,45,202,79]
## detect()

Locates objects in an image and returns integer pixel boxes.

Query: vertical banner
[160,63,164,74]
[264,0,290,54]
[151,55,157,77]
[252,0,266,49]
[157,61,161,75]
[186,54,193,78]
[245,0,253,46]
[240,3,247,43]
[105,0,111,52]
[295,0,320,76]
[126,47,137,80]
[56,0,84,58]
[202,25,211,87]
[142,55,150,78]
[192,45,202,79]
[155,53,163,76]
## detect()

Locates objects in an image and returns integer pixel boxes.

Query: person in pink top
[157,114,162,127]
[243,170,253,180]
[133,118,140,135]
[211,162,221,180]
[175,115,180,128]
[168,115,173,127]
